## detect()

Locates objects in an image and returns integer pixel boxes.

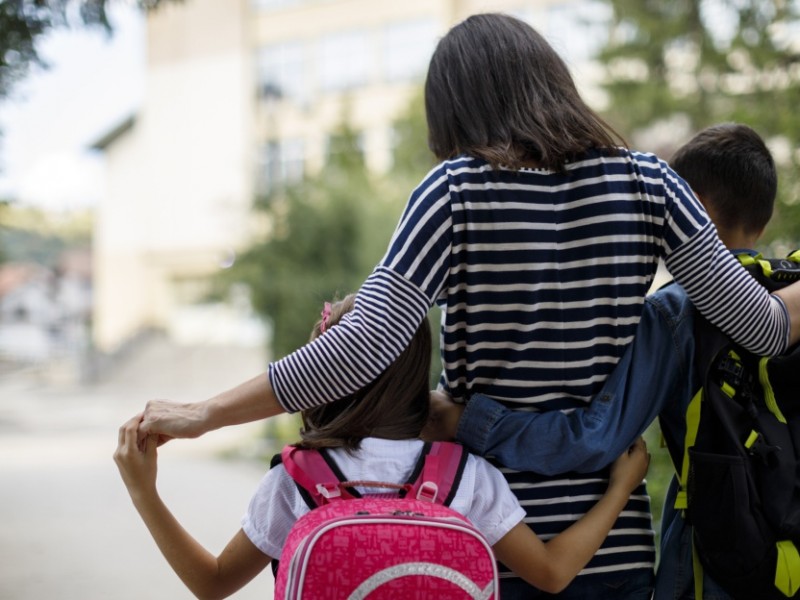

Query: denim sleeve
[456,293,693,474]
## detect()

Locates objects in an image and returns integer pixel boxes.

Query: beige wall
[250,0,602,175]
[94,0,253,352]
[94,0,601,352]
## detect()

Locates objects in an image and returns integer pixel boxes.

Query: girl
[138,12,800,597]
[116,295,650,598]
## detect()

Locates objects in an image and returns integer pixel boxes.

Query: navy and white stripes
[497,467,655,579]
[270,150,787,411]
[268,268,429,411]
[268,149,790,579]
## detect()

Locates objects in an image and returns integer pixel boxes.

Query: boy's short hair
[670,123,777,235]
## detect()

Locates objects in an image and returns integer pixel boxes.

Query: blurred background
[0,0,798,597]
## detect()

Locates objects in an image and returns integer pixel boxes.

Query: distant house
[0,248,92,368]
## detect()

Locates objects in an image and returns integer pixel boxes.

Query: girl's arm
[114,414,271,600]
[492,438,650,594]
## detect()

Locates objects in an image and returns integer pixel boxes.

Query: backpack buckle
[316,483,342,499]
[718,355,745,387]
[416,481,439,503]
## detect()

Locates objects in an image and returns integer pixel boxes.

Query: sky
[0,3,145,212]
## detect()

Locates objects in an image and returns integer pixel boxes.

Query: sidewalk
[0,337,285,599]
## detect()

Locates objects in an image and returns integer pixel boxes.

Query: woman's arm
[774,286,800,347]
[138,373,283,446]
[115,415,271,600]
[137,166,452,441]
[492,438,650,594]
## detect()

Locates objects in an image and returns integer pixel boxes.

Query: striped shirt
[269,149,789,579]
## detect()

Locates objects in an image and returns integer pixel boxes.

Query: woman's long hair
[425,13,626,171]
[298,294,432,452]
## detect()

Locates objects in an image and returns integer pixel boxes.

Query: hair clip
[320,302,332,333]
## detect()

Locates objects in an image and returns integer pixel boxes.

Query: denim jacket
[456,281,732,599]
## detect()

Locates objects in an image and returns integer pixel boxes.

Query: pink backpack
[274,441,499,599]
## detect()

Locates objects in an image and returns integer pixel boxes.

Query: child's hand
[608,437,650,494]
[114,413,159,501]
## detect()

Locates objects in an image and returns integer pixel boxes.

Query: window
[257,139,306,194]
[257,41,309,104]
[251,0,306,11]
[382,19,438,82]
[318,30,372,91]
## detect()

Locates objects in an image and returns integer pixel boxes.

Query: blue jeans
[499,569,654,599]
[654,480,731,600]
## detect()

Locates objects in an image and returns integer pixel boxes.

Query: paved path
[0,338,286,599]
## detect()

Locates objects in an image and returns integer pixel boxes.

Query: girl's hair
[298,294,432,451]
[425,13,626,171]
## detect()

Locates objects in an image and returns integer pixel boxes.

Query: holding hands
[137,399,209,448]
[114,413,159,502]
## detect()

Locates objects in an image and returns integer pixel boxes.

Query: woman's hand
[114,413,159,502]
[137,400,209,448]
[608,436,650,494]
[420,391,465,442]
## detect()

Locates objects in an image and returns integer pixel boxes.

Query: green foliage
[391,89,435,179]
[0,0,174,102]
[598,0,800,244]
[225,93,435,363]
[227,124,389,358]
[0,0,49,100]
[643,421,674,555]
[0,203,92,266]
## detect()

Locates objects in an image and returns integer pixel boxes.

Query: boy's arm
[114,415,271,599]
[492,438,649,594]
[431,298,689,474]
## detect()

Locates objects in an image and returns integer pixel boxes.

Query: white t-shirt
[242,438,525,560]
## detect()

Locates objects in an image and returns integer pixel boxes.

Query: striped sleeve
[269,268,432,412]
[657,160,789,355]
[269,165,454,412]
[666,224,789,356]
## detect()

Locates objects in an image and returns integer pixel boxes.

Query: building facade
[92,0,604,352]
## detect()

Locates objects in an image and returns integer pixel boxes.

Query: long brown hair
[298,294,432,452]
[425,13,626,171]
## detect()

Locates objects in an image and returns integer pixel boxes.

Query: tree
[223,94,434,362]
[226,125,387,358]
[0,0,171,101]
[597,0,800,244]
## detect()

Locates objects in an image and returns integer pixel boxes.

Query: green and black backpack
[675,252,800,600]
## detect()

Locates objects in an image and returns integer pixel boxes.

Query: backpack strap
[737,251,800,288]
[281,441,469,509]
[674,387,703,512]
[281,445,360,508]
[410,441,468,507]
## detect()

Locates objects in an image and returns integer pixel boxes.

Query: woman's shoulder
[576,146,665,167]
[424,155,492,180]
